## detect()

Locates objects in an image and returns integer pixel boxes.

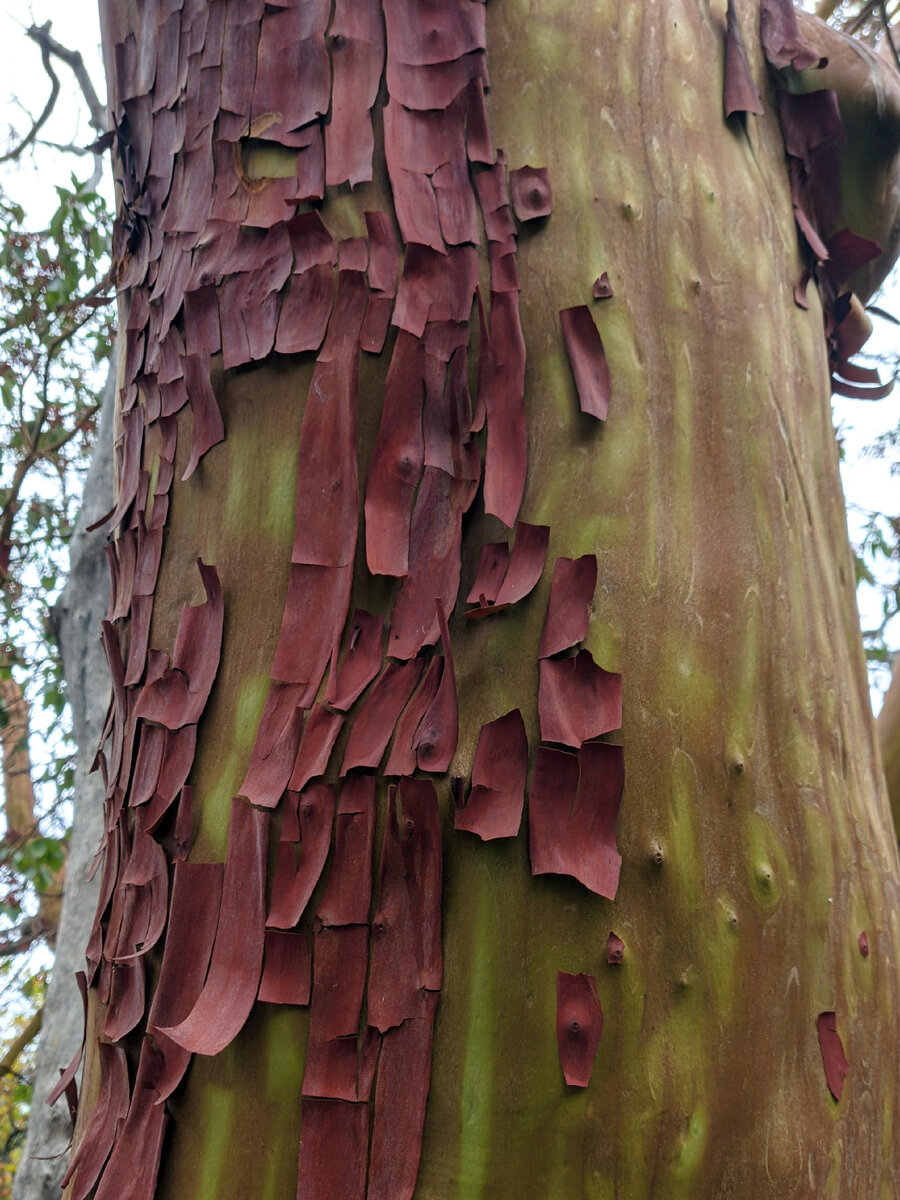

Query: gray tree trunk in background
[12,370,113,1200]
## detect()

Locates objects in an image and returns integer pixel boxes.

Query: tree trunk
[70,2,900,1197]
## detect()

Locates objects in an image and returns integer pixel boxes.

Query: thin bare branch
[0,28,60,166]
[0,1009,43,1079]
[25,22,106,135]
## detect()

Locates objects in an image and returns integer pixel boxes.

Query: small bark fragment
[817,1011,850,1101]
[454,709,528,841]
[239,682,307,808]
[288,705,344,792]
[560,305,611,421]
[325,609,384,711]
[59,1043,130,1200]
[340,660,425,773]
[724,0,763,118]
[556,972,603,1088]
[509,166,552,221]
[539,554,597,658]
[295,1097,368,1200]
[606,932,625,965]
[93,1040,168,1200]
[267,783,336,929]
[539,650,622,748]
[592,272,613,300]
[316,773,376,928]
[258,931,312,1006]
[413,600,458,773]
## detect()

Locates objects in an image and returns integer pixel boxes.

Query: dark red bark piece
[364,330,425,577]
[510,166,552,221]
[183,284,221,356]
[465,542,509,606]
[539,650,622,747]
[556,972,603,1088]
[239,683,307,809]
[382,0,485,65]
[367,991,439,1200]
[830,375,895,400]
[124,593,153,686]
[155,723,197,808]
[129,722,166,808]
[466,74,493,164]
[539,554,598,658]
[93,407,143,532]
[326,0,385,188]
[46,971,87,1107]
[296,1098,368,1200]
[93,1040,168,1200]
[593,272,614,300]
[258,930,312,1005]
[272,560,353,703]
[384,657,442,777]
[159,798,268,1056]
[454,708,527,841]
[495,522,550,607]
[529,742,624,900]
[794,269,811,310]
[360,293,395,354]
[276,263,336,355]
[59,1042,129,1200]
[482,289,527,526]
[181,351,225,479]
[325,609,384,711]
[606,932,625,965]
[422,345,479,482]
[389,467,473,659]
[103,949,146,1041]
[113,821,168,960]
[414,600,458,773]
[817,1011,850,1101]
[368,780,442,1032]
[250,2,330,136]
[316,773,376,927]
[825,228,881,289]
[724,0,763,117]
[289,705,344,792]
[267,782,336,929]
[561,305,611,421]
[340,660,425,774]
[365,211,400,294]
[392,244,479,338]
[760,0,823,72]
[859,931,869,958]
[302,925,372,1101]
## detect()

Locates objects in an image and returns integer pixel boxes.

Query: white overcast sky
[0,2,897,704]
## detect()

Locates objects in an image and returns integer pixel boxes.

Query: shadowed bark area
[66,2,900,1197]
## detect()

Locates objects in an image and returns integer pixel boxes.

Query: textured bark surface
[66,2,900,1197]
[13,370,113,1200]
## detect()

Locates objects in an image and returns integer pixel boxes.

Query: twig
[0,1008,43,1079]
[0,26,60,165]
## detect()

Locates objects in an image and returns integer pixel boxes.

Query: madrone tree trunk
[64,2,900,1197]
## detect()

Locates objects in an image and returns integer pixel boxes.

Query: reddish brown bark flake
[510,166,552,222]
[159,798,269,1056]
[422,346,479,484]
[482,289,527,527]
[760,0,823,72]
[272,562,353,704]
[93,1041,167,1200]
[414,600,458,773]
[384,657,443,777]
[364,330,425,577]
[268,783,337,930]
[859,931,870,958]
[258,930,312,1006]
[129,722,166,808]
[295,1098,368,1200]
[103,955,146,1042]
[454,709,528,841]
[529,743,624,900]
[303,925,371,1101]
[560,305,611,421]
[556,972,603,1088]
[181,352,225,480]
[388,467,472,659]
[539,554,598,658]
[465,541,509,607]
[59,1043,130,1200]
[606,932,625,965]
[367,991,439,1200]
[817,1011,850,1102]
[289,705,345,792]
[316,773,376,928]
[240,682,307,809]
[340,659,425,774]
[326,0,385,188]
[495,522,551,607]
[539,650,622,748]
[46,971,87,1108]
[249,3,330,136]
[592,272,613,300]
[325,609,384,711]
[368,780,442,1032]
[724,0,763,118]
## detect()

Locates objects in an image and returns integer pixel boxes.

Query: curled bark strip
[93,1041,168,1200]
[181,352,225,480]
[271,561,353,704]
[529,743,624,900]
[326,0,385,187]
[465,541,509,606]
[46,971,87,1107]
[367,991,439,1200]
[794,269,811,310]
[495,522,550,607]
[250,3,330,137]
[560,305,611,421]
[454,709,528,841]
[289,704,344,792]
[368,779,442,1032]
[825,228,881,292]
[384,657,442,777]
[422,346,479,483]
[129,722,165,808]
[258,930,312,1006]
[388,467,473,659]
[724,0,763,117]
[103,955,146,1041]
[296,1097,369,1200]
[340,660,425,774]
[817,1011,850,1101]
[556,972,603,1088]
[59,1042,130,1200]
[267,783,336,930]
[124,593,153,686]
[606,932,625,965]
[240,682,307,809]
[364,330,425,577]
[147,860,224,1099]
[759,0,823,72]
[392,244,479,338]
[539,554,598,658]
[325,609,384,711]
[316,773,376,928]
[302,925,371,1100]
[159,798,269,1056]
[510,166,552,221]
[539,650,623,748]
[414,600,458,773]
